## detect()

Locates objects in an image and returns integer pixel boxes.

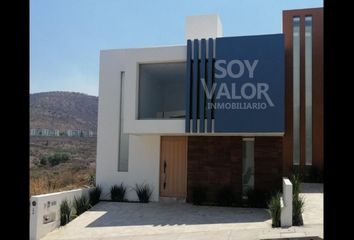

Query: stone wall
[254,137,283,192]
[187,136,242,203]
[187,136,283,203]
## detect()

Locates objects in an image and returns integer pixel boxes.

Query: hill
[30,91,98,131]
[30,91,98,196]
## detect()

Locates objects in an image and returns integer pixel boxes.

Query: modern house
[96,8,323,202]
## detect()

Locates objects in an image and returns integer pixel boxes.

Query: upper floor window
[138,62,186,119]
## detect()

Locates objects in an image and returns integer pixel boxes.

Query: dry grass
[30,167,95,196]
[30,136,96,197]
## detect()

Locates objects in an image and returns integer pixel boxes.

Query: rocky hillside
[30,91,98,195]
[30,91,98,131]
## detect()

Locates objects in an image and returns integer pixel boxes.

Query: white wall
[98,46,187,135]
[281,178,293,227]
[185,14,223,40]
[97,47,171,202]
[123,46,187,134]
[96,135,161,201]
[30,188,92,240]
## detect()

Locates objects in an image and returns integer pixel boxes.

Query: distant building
[30,128,95,137]
[66,129,95,137]
[66,129,79,137]
[30,128,60,136]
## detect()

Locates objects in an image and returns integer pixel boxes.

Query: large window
[305,16,313,166]
[293,17,301,166]
[138,62,186,119]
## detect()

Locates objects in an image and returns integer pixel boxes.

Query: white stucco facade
[96,15,224,201]
[96,46,187,201]
[185,14,223,40]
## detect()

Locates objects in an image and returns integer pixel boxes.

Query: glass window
[242,138,255,195]
[305,16,313,166]
[138,62,186,119]
[293,17,301,166]
[118,72,129,172]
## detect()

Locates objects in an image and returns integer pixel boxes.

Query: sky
[30,0,323,97]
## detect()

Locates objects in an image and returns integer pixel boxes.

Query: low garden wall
[30,187,93,240]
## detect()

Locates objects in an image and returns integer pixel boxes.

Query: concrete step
[159,197,186,203]
[260,232,322,240]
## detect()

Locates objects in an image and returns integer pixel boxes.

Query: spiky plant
[60,199,71,226]
[289,173,305,225]
[289,173,301,196]
[73,196,90,216]
[293,194,305,225]
[133,183,153,203]
[267,192,281,227]
[110,183,127,202]
[89,185,102,206]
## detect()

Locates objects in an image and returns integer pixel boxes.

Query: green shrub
[267,192,281,228]
[245,189,269,208]
[289,173,305,226]
[89,185,102,206]
[88,174,96,186]
[110,183,127,202]
[73,196,90,216]
[39,157,47,166]
[60,199,71,226]
[133,183,153,203]
[192,185,207,205]
[304,166,323,183]
[293,194,305,226]
[51,152,70,165]
[289,165,301,177]
[289,174,301,196]
[217,185,237,206]
[41,152,70,167]
[290,165,324,183]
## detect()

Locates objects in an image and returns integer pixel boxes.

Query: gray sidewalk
[42,183,323,240]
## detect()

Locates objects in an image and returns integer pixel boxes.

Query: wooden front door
[160,136,187,198]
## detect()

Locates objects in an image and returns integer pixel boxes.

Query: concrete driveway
[42,183,323,240]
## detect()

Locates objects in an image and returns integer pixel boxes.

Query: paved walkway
[42,183,323,240]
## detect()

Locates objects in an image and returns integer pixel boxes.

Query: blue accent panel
[192,39,199,133]
[214,34,285,132]
[206,38,214,132]
[185,40,192,132]
[199,39,206,133]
